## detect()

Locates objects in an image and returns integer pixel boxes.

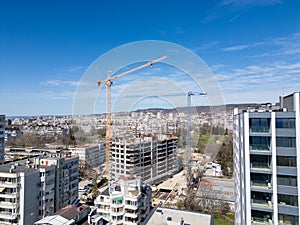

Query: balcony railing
[250,126,271,133]
[252,199,273,208]
[250,144,270,151]
[251,162,271,171]
[0,181,18,188]
[0,201,18,209]
[251,181,272,189]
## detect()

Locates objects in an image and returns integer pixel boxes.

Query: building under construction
[110,134,179,184]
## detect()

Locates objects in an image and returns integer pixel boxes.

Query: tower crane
[97,56,167,175]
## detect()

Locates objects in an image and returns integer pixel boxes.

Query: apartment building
[90,176,152,225]
[110,134,178,184]
[0,158,56,225]
[69,142,105,168]
[234,92,300,225]
[35,156,79,212]
[0,115,5,163]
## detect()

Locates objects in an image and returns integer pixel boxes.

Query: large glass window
[278,214,299,225]
[277,175,297,186]
[276,137,296,148]
[277,156,297,167]
[251,191,272,204]
[250,118,270,132]
[251,210,272,223]
[250,136,271,150]
[276,118,295,128]
[278,194,298,206]
[251,173,271,187]
[250,155,271,168]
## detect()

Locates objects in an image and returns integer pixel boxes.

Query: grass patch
[214,214,234,225]
[198,135,210,144]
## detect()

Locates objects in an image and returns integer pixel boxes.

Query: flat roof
[0,158,37,173]
[144,207,213,225]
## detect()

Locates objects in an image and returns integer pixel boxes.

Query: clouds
[212,60,300,103]
[221,45,249,51]
[41,80,80,87]
[219,0,282,7]
[203,0,282,23]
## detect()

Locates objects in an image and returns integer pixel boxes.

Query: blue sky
[1,0,300,116]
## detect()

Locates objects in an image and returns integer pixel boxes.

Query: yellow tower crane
[97,56,167,176]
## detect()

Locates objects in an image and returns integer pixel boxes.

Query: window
[277,175,297,186]
[278,194,298,207]
[250,136,271,150]
[249,118,270,133]
[276,118,295,128]
[277,156,297,167]
[278,214,299,225]
[276,137,296,148]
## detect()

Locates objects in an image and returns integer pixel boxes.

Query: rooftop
[144,207,213,225]
[55,204,89,220]
[0,158,37,173]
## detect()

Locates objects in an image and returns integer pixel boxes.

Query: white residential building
[69,142,105,168]
[234,92,300,225]
[90,176,152,225]
[0,155,79,225]
[0,158,55,225]
[0,115,5,163]
[110,135,178,184]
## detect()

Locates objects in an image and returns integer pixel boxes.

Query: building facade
[0,158,56,224]
[69,142,105,168]
[234,93,300,225]
[91,176,152,225]
[0,155,79,225]
[35,156,79,212]
[0,115,5,163]
[110,135,178,184]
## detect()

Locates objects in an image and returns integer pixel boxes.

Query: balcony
[251,182,272,191]
[251,200,273,212]
[0,201,18,209]
[251,211,273,225]
[0,212,18,220]
[250,162,271,173]
[250,144,271,152]
[0,192,19,198]
[111,210,124,217]
[250,126,271,134]
[0,181,18,188]
[125,212,138,219]
[251,220,273,225]
[98,207,110,214]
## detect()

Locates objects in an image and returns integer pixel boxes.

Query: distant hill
[122,103,262,115]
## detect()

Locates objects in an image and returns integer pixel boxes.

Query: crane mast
[97,56,167,176]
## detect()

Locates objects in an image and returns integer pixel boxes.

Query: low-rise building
[143,207,213,225]
[69,143,105,168]
[90,176,152,225]
[35,204,90,225]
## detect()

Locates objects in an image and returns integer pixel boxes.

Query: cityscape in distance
[1,1,300,225]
